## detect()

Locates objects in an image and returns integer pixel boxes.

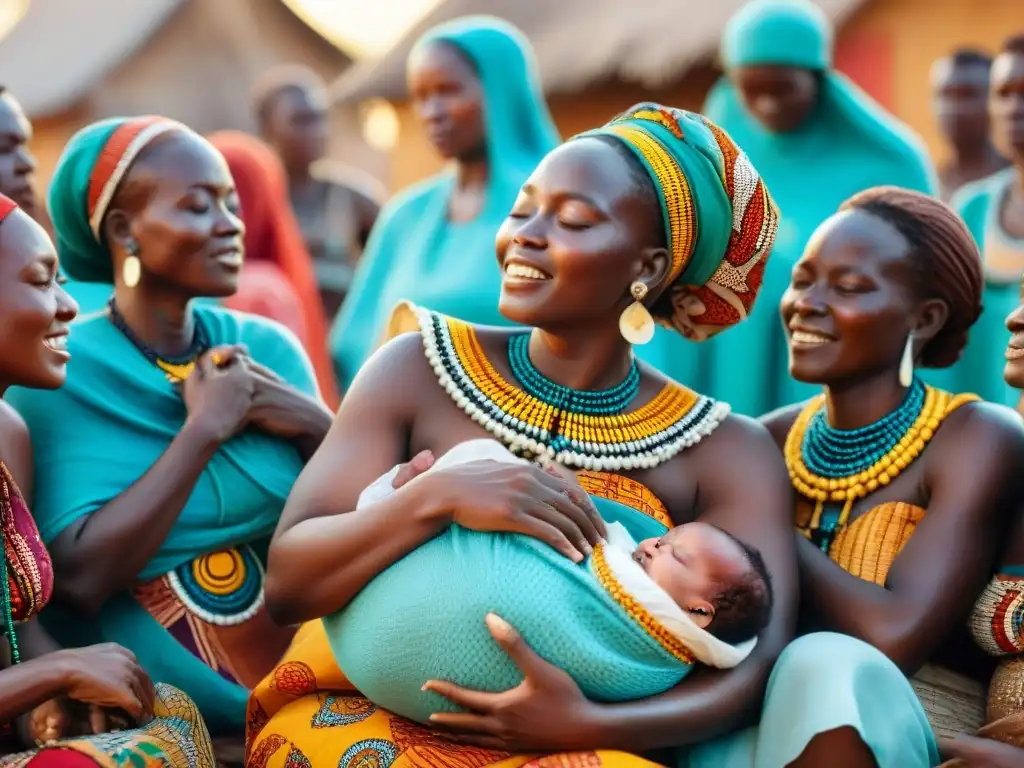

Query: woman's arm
[265,335,450,625]
[582,416,799,750]
[0,656,74,723]
[46,352,256,616]
[798,402,1024,673]
[47,421,225,615]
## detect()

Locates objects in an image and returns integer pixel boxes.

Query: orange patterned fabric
[244,623,660,768]
[575,471,672,528]
[580,104,779,343]
[796,501,926,586]
[245,474,670,767]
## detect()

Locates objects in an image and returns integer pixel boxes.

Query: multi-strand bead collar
[785,379,978,552]
[108,299,209,383]
[419,308,729,471]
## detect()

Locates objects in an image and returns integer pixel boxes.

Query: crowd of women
[1,0,1024,765]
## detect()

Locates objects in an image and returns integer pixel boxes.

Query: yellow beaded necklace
[421,308,730,470]
[785,385,978,536]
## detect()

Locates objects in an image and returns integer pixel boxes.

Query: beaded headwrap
[48,116,184,283]
[575,103,779,341]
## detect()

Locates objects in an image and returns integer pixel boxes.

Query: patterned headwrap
[575,103,779,341]
[47,116,185,283]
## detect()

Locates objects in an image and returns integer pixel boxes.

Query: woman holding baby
[242,84,979,765]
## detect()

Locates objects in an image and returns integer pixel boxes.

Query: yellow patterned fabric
[245,625,660,768]
[795,501,926,586]
[576,472,672,529]
[0,684,214,767]
[245,474,671,767]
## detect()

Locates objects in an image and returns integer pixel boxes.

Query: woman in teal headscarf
[329,16,560,390]
[696,0,938,415]
[947,35,1024,408]
[4,116,334,735]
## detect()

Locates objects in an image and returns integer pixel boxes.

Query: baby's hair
[705,526,774,645]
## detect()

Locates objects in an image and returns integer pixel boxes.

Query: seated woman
[4,117,334,736]
[0,196,216,766]
[938,288,1024,766]
[250,104,920,767]
[690,187,1024,768]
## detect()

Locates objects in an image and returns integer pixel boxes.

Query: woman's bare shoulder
[760,401,810,449]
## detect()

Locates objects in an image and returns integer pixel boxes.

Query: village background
[1,0,1019,198]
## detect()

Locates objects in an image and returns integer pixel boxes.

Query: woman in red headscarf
[208,131,339,408]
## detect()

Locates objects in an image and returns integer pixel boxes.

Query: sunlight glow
[284,0,442,57]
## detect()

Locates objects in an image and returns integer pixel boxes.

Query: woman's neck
[949,140,1000,171]
[112,288,195,359]
[455,153,488,191]
[823,370,908,430]
[526,328,634,392]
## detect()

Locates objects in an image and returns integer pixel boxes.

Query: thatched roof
[0,0,349,119]
[333,0,867,105]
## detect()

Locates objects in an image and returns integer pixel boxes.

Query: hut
[0,0,387,188]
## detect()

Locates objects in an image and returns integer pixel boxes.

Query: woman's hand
[181,345,256,445]
[939,734,1024,767]
[244,359,332,444]
[424,614,599,752]
[424,459,606,562]
[54,644,156,723]
[19,698,133,744]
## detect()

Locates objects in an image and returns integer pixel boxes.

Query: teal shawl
[326,496,691,724]
[697,0,938,415]
[3,304,316,731]
[936,168,1022,406]
[328,16,560,389]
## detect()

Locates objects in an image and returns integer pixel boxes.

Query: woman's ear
[103,209,133,251]
[912,298,950,353]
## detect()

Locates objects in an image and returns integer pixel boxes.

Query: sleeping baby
[323,439,773,724]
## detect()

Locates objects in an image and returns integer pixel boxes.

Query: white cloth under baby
[357,438,756,669]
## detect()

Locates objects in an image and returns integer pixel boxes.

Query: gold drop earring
[122,242,141,289]
[619,281,655,345]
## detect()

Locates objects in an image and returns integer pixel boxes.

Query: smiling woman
[3,116,334,735]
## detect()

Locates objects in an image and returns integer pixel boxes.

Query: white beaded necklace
[418,307,730,471]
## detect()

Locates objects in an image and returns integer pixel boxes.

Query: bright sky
[284,0,442,57]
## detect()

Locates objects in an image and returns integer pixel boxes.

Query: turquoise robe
[686,0,938,416]
[4,304,317,734]
[329,18,560,389]
[935,168,1022,406]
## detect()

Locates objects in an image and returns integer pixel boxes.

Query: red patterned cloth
[2,462,53,622]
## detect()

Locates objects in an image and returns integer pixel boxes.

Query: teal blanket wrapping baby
[323,440,754,724]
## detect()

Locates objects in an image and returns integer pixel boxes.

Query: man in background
[932,48,1008,200]
[253,65,381,319]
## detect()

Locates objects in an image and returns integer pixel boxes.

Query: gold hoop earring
[899,333,914,387]
[122,244,141,289]
[619,281,655,345]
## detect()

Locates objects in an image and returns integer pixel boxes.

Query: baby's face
[632,522,749,629]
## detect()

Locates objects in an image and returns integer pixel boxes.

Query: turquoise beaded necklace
[1,541,19,664]
[507,332,640,415]
[801,377,925,479]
